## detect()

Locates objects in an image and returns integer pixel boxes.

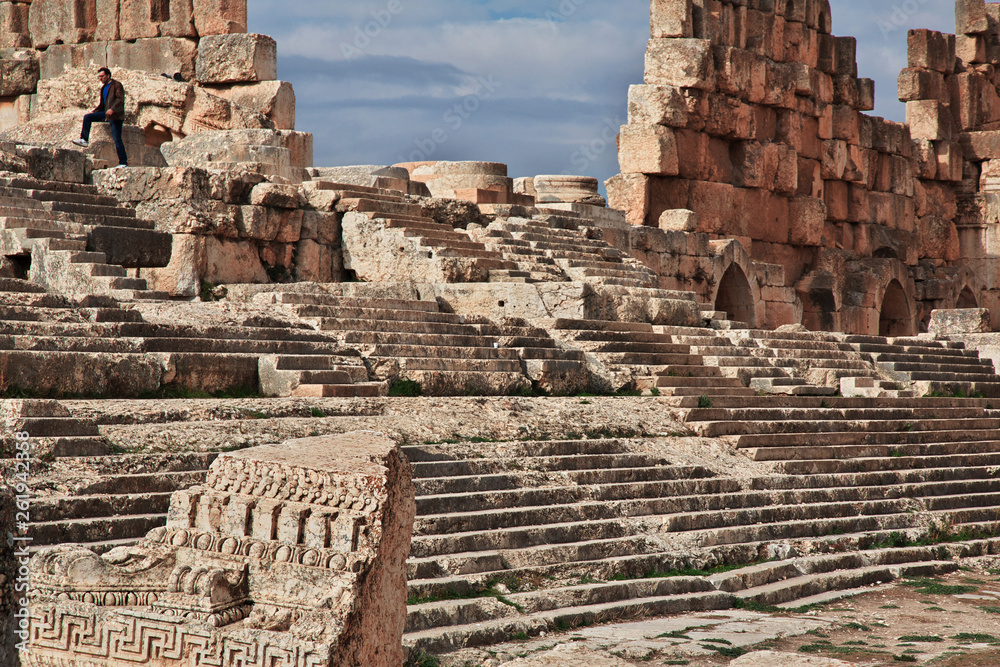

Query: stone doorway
[958,286,979,308]
[715,264,756,327]
[878,279,913,336]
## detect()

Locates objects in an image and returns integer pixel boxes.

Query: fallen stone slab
[729,651,858,666]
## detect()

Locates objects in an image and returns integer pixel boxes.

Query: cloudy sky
[247,1,955,192]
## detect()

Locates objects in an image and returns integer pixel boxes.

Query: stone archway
[957,286,979,308]
[879,279,913,337]
[715,263,757,327]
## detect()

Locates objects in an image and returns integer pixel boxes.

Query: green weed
[389,379,423,397]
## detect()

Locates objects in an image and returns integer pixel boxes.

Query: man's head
[97,67,111,84]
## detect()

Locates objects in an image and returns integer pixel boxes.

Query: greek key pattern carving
[29,606,329,666]
[146,527,369,572]
[206,457,383,511]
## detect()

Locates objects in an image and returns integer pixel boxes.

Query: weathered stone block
[896,67,948,102]
[658,208,698,232]
[906,100,950,141]
[119,0,196,40]
[192,0,246,35]
[956,33,986,64]
[908,29,955,73]
[0,49,38,97]
[957,0,988,35]
[606,173,650,226]
[28,0,97,49]
[210,80,296,130]
[618,124,679,176]
[107,37,198,81]
[196,33,277,84]
[929,308,991,335]
[0,2,30,48]
[789,196,826,245]
[644,38,714,89]
[687,180,736,234]
[651,0,692,38]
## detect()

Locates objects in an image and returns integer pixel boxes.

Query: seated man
[72,67,128,168]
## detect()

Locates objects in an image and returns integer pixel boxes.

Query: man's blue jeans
[81,112,128,166]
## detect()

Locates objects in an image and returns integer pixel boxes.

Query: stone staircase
[0,173,171,300]
[269,290,587,396]
[545,318,754,396]
[323,180,523,281]
[11,452,216,554]
[400,422,997,655]
[1,399,110,458]
[476,216,660,287]
[0,290,382,398]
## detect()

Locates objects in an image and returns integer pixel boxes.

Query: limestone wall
[609,0,1000,334]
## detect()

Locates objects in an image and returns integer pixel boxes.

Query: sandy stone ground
[440,562,1000,667]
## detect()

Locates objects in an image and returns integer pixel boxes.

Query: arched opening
[715,264,756,327]
[873,247,898,259]
[144,123,173,149]
[878,280,913,337]
[957,286,979,309]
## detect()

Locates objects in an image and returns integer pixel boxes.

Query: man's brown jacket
[94,79,125,119]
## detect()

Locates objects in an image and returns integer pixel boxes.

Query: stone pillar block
[196,33,277,83]
[644,38,714,89]
[250,498,282,541]
[192,0,246,35]
[651,0,692,38]
[618,124,679,176]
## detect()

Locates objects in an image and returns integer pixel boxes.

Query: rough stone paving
[4,0,1000,666]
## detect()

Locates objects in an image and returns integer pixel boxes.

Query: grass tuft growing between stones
[388,379,423,397]
[901,577,978,596]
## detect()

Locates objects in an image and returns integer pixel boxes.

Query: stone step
[29,513,166,546]
[343,331,502,349]
[413,479,1000,536]
[31,492,173,523]
[778,450,1000,474]
[412,465,713,496]
[411,453,668,479]
[403,590,732,655]
[751,438,1000,462]
[292,382,389,398]
[695,416,1000,438]
[275,292,442,312]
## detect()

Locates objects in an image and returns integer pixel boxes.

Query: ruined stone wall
[0,0,296,142]
[609,0,1000,334]
[93,164,341,297]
